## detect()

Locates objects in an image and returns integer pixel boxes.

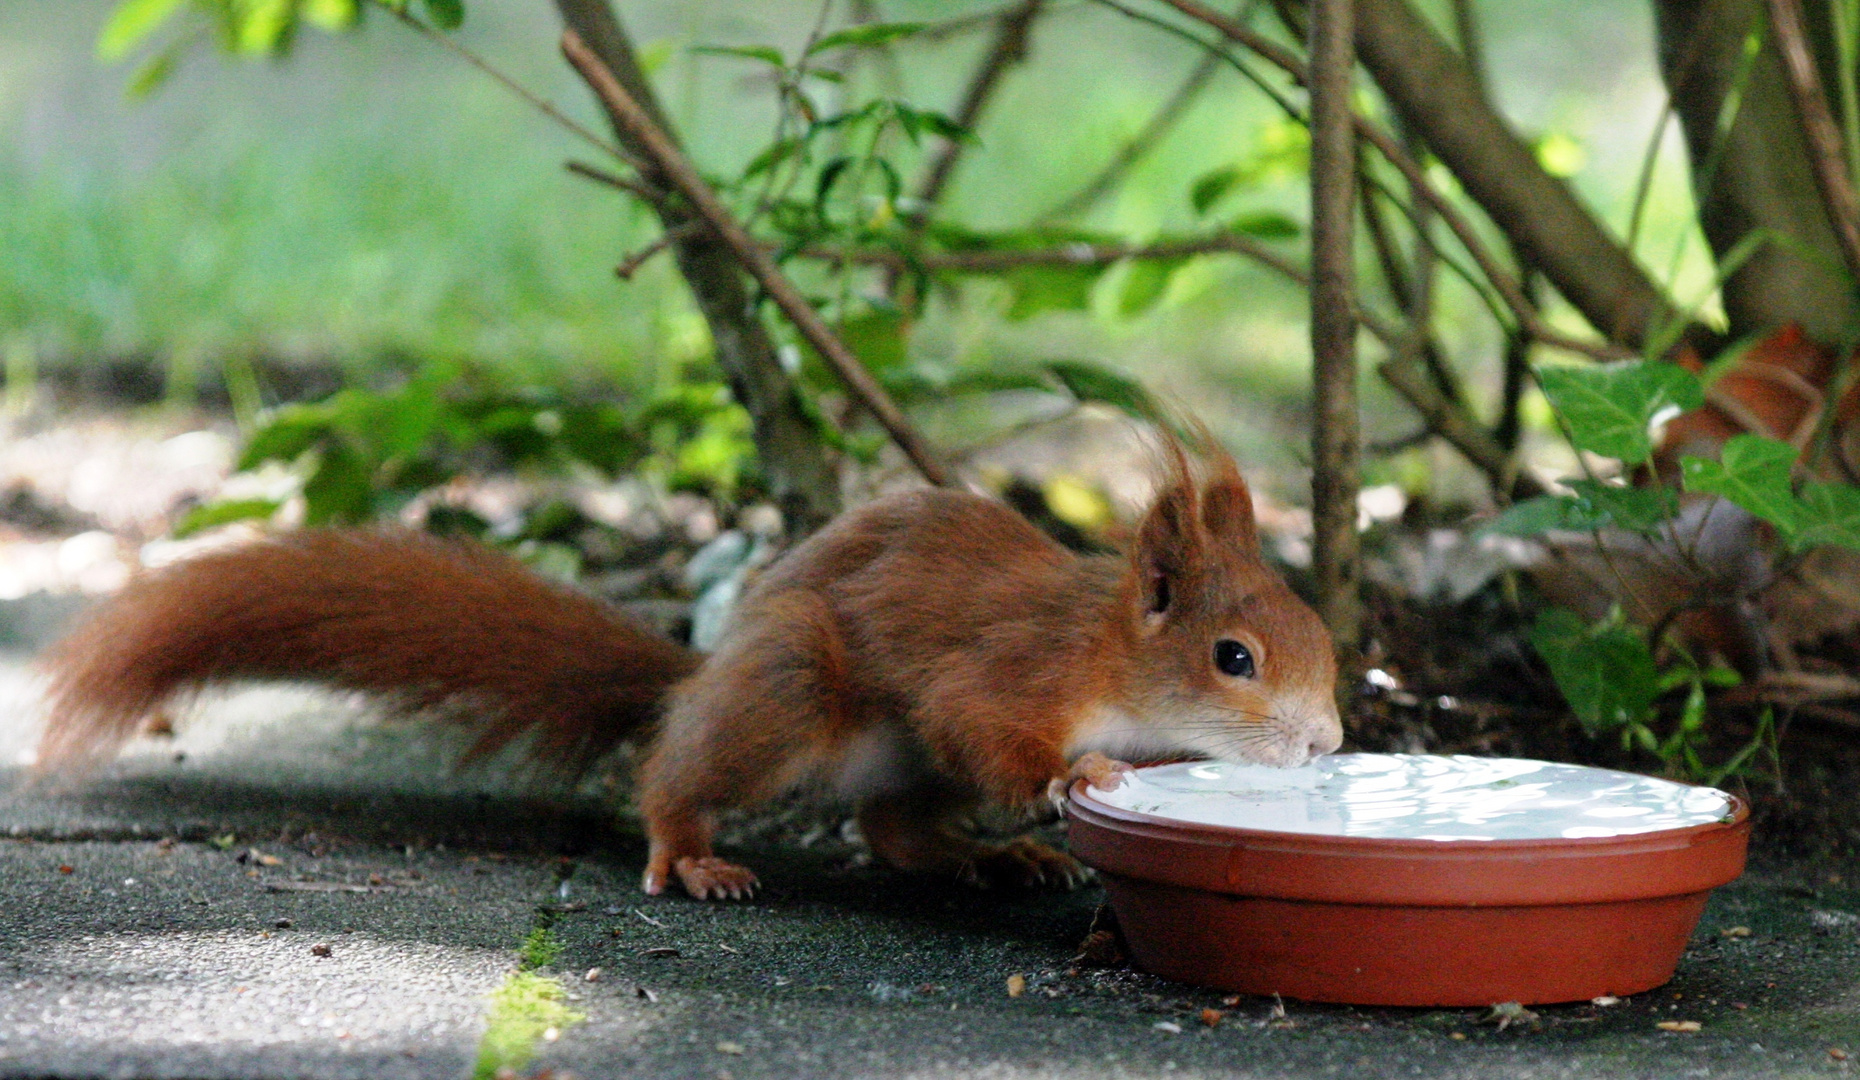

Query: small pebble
[584,967,603,982]
[311,943,333,958]
[1153,1021,1182,1034]
[1656,1020,1701,1033]
[716,1041,744,1055]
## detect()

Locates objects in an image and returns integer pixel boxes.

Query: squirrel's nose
[1306,714,1344,759]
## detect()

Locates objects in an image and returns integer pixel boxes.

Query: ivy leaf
[805,22,924,56]
[1474,495,1608,538]
[98,0,190,60]
[1045,359,1160,422]
[1564,480,1680,536]
[171,498,282,539]
[1529,608,1661,738]
[420,0,463,30]
[1537,361,1703,465]
[1679,433,1800,537]
[1793,481,1860,552]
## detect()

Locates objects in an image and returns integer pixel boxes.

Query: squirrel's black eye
[1214,639,1256,678]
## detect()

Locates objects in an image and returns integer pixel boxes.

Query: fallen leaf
[310,943,332,958]
[55,865,73,875]
[584,967,603,982]
[1006,974,1026,998]
[1657,1020,1702,1032]
[1830,1047,1850,1061]
[1199,1008,1223,1028]
[1153,1021,1182,1034]
[644,947,681,959]
[716,1041,744,1055]
[1721,925,1752,938]
[1591,995,1621,1006]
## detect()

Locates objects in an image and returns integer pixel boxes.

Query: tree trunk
[553,0,841,534]
[1656,0,1858,344]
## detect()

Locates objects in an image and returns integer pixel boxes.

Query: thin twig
[1763,0,1860,285]
[388,6,649,177]
[1378,357,1541,498]
[564,160,665,205]
[799,235,1406,344]
[1039,4,1239,220]
[1116,0,1628,362]
[614,224,702,280]
[561,30,952,488]
[913,0,1046,214]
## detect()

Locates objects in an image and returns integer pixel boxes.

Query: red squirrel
[35,437,1343,900]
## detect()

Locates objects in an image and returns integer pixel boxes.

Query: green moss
[471,968,584,1080]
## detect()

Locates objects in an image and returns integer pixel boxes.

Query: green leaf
[171,498,281,539]
[805,22,924,56]
[1679,433,1800,536]
[1114,258,1182,318]
[232,0,295,56]
[691,44,786,67]
[99,0,189,60]
[1537,361,1704,465]
[1228,211,1301,240]
[237,402,339,469]
[126,44,182,97]
[1189,166,1240,215]
[1529,608,1662,737]
[301,443,374,526]
[420,0,463,30]
[1793,481,1860,552]
[1045,359,1159,421]
[837,309,908,375]
[303,0,359,32]
[1563,480,1680,535]
[1474,495,1608,538]
[1002,263,1102,320]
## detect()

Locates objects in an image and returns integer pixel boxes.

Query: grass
[0,0,1723,483]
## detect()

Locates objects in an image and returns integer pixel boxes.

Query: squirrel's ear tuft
[1133,482,1198,617]
[1200,476,1258,551]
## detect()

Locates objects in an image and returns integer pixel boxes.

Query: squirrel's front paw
[1071,751,1135,792]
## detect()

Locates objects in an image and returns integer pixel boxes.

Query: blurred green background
[0,1,1711,477]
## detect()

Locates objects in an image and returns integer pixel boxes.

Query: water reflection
[1097,755,1732,841]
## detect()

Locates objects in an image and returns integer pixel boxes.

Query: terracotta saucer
[1066,756,1750,1006]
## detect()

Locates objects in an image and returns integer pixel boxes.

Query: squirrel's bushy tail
[37,530,701,773]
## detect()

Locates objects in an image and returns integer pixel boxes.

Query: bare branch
[563,159,664,204]
[553,0,842,532]
[1378,358,1542,498]
[1161,0,1687,355]
[1763,0,1860,285]
[1307,0,1362,647]
[1040,29,1226,220]
[1137,0,1629,361]
[561,29,952,489]
[913,0,1046,214]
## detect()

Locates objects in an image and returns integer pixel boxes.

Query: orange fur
[37,440,1341,901]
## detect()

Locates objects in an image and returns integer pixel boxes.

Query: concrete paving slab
[0,837,554,1078]
[2,639,1860,1079]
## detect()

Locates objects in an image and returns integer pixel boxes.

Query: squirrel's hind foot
[959,838,1092,892]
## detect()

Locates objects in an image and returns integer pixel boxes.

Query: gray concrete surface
[1,633,1859,1079]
